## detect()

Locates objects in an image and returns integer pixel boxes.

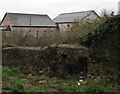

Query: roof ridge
[6,12,47,16]
[60,10,94,15]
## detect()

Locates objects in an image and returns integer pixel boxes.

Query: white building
[118,1,120,14]
[53,10,100,31]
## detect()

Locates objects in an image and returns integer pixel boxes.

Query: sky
[0,0,120,20]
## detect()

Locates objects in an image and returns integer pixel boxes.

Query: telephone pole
[30,16,31,32]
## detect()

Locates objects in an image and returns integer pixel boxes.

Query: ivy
[78,15,120,63]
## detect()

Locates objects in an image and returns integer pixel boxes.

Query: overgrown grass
[2,18,105,47]
[2,66,117,93]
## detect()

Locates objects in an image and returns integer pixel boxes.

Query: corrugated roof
[4,12,57,27]
[53,10,95,23]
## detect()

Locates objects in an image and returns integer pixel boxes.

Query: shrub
[2,18,104,47]
[78,15,120,90]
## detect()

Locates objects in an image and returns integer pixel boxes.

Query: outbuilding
[1,12,58,37]
[53,10,100,31]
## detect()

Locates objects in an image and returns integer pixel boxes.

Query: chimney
[118,1,120,15]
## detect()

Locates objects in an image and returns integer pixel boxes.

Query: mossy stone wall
[2,44,89,78]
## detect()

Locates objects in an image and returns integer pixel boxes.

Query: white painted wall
[118,1,120,14]
[84,12,99,21]
[58,23,73,31]
[57,12,99,31]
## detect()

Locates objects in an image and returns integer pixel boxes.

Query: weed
[4,82,25,92]
[2,66,118,92]
[27,86,45,92]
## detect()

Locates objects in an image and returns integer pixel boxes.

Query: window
[19,31,23,37]
[67,24,70,30]
[36,31,39,38]
[44,31,47,36]
[51,31,54,33]
[29,31,31,33]
[2,25,11,31]
[67,24,70,27]
[6,25,11,31]
[28,31,31,35]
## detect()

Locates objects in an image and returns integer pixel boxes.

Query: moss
[3,44,89,78]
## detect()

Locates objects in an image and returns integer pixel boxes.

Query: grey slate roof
[53,10,98,23]
[3,13,57,27]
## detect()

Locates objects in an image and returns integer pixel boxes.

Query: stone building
[0,12,57,37]
[53,10,100,31]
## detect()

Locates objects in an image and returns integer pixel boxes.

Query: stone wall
[2,44,89,78]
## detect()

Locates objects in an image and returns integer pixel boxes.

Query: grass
[2,66,117,93]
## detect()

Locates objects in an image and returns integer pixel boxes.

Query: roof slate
[5,13,57,27]
[53,10,96,23]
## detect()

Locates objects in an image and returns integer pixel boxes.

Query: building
[118,1,120,15]
[0,12,57,37]
[53,10,100,31]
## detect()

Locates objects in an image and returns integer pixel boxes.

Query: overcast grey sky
[0,0,119,20]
